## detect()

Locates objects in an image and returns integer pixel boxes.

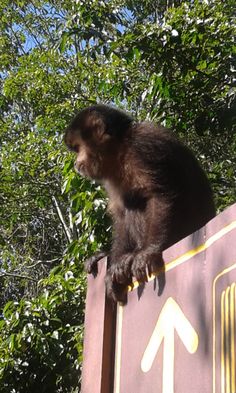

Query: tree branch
[52,195,73,243]
[26,258,60,269]
[0,272,37,282]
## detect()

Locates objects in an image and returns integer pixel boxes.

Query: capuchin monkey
[64,104,215,302]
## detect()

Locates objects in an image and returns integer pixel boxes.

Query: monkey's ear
[84,113,110,143]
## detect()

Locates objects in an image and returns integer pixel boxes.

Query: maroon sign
[82,203,236,393]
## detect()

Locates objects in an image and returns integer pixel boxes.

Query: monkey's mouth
[74,163,87,177]
[75,162,100,180]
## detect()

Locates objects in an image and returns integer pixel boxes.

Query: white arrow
[141,297,198,393]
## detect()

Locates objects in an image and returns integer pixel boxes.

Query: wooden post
[81,258,116,393]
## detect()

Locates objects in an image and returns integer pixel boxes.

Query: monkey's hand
[105,273,128,304]
[131,247,163,282]
[84,251,107,276]
[110,253,134,284]
[105,254,134,303]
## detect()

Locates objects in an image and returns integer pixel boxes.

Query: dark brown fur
[64,104,215,302]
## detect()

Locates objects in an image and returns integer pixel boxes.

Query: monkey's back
[131,122,215,247]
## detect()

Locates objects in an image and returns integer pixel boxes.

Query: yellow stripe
[128,220,236,291]
[230,283,235,393]
[221,290,225,393]
[113,304,123,393]
[225,287,230,393]
[213,264,236,393]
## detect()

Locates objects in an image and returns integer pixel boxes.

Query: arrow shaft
[141,297,198,393]
[163,330,174,393]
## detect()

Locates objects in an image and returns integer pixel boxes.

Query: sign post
[81,259,116,393]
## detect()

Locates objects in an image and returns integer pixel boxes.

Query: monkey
[64,104,215,303]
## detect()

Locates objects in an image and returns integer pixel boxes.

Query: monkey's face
[65,106,131,181]
[64,131,101,179]
[65,121,116,181]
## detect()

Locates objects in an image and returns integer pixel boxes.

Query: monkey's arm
[131,196,171,282]
[106,218,135,303]
[106,196,172,301]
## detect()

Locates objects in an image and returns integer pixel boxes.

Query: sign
[114,203,236,393]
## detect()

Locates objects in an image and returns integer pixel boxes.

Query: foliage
[0,263,85,393]
[0,0,235,391]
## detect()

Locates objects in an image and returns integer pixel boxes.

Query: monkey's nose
[74,161,78,172]
[74,161,85,175]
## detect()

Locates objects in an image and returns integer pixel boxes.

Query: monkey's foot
[131,250,162,282]
[84,251,107,276]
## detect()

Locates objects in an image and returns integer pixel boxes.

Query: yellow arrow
[141,297,199,393]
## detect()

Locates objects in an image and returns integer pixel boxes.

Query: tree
[0,0,235,391]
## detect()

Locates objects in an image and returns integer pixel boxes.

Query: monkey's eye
[69,144,80,153]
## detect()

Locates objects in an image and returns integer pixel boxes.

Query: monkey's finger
[110,254,133,284]
[84,258,98,275]
[138,269,148,283]
[132,265,148,283]
[84,251,107,275]
[147,264,152,278]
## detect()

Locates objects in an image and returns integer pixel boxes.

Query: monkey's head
[64,105,133,181]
